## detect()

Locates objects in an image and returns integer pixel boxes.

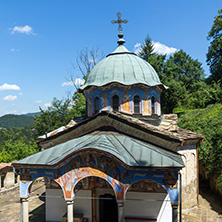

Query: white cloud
[3,95,18,101]
[34,100,42,103]
[134,43,142,55]
[44,102,51,107]
[19,92,23,96]
[0,83,20,91]
[5,110,17,115]
[133,41,178,56]
[11,48,20,52]
[62,81,73,87]
[11,25,36,35]
[152,41,178,55]
[62,78,85,87]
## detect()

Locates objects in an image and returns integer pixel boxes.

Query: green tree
[178,104,222,195]
[206,9,222,82]
[34,97,74,136]
[138,35,155,61]
[70,92,86,117]
[0,128,38,162]
[151,50,205,113]
[165,50,205,90]
[139,35,207,113]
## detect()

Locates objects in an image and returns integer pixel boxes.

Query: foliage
[206,9,222,82]
[139,34,222,113]
[178,104,222,195]
[70,92,86,117]
[34,97,73,136]
[34,95,86,137]
[0,127,38,162]
[138,35,155,61]
[0,114,34,129]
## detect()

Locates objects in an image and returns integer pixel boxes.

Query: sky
[0,0,221,117]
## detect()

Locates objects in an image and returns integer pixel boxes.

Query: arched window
[94,96,100,114]
[133,95,141,114]
[112,95,119,112]
[151,96,155,114]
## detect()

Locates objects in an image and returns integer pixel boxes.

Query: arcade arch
[124,179,171,222]
[74,176,118,222]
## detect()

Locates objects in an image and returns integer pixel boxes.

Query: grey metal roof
[14,132,184,168]
[80,45,168,91]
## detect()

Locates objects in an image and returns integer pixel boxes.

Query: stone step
[182,213,200,221]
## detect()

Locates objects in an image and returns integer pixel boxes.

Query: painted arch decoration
[19,150,179,203]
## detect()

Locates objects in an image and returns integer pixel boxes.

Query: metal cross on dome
[111,12,128,32]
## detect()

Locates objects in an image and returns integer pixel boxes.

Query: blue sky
[0,0,221,117]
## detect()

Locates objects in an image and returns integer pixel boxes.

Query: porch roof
[14,131,184,168]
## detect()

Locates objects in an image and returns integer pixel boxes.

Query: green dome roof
[80,44,167,91]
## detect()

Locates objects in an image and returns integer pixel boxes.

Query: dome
[79,43,167,92]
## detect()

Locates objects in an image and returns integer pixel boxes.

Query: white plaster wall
[178,146,198,208]
[75,190,92,222]
[124,192,171,221]
[157,194,172,222]
[177,148,197,186]
[46,189,66,222]
[95,188,116,222]
[46,189,92,222]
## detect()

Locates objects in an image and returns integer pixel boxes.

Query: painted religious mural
[85,86,161,116]
[19,150,178,204]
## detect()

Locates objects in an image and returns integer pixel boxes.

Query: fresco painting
[19,151,178,202]
[101,93,109,110]
[143,92,150,115]
[85,86,160,115]
[122,91,130,113]
[129,180,166,193]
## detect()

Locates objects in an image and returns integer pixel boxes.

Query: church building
[13,13,203,222]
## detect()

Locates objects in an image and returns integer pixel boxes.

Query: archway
[26,177,47,222]
[124,179,171,222]
[74,176,118,222]
[27,177,65,222]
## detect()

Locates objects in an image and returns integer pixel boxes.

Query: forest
[0,9,222,195]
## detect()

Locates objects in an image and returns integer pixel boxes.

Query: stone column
[172,202,178,222]
[117,200,124,222]
[21,197,29,222]
[66,200,74,222]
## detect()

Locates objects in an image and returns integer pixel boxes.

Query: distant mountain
[22,112,41,117]
[0,114,35,129]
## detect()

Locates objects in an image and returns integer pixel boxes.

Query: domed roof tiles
[80,44,167,91]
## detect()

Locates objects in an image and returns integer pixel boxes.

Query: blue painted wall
[85,86,161,116]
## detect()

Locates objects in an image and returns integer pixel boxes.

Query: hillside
[0,114,35,129]
[178,103,222,195]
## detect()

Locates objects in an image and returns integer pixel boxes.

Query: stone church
[13,13,203,222]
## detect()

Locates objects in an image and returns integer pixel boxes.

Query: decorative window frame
[94,96,100,114]
[151,95,156,114]
[111,94,120,112]
[133,94,141,114]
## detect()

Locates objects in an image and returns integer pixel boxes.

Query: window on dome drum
[133,95,141,114]
[94,96,100,114]
[151,96,156,114]
[112,95,120,112]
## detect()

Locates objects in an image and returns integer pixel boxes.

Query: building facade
[13,19,203,222]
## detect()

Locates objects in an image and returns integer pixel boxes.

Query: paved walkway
[0,181,45,222]
[0,182,222,222]
[182,188,222,222]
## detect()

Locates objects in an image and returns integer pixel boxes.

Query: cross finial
[111,12,128,33]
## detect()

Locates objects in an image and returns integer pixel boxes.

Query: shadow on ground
[29,192,45,222]
[199,186,222,215]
